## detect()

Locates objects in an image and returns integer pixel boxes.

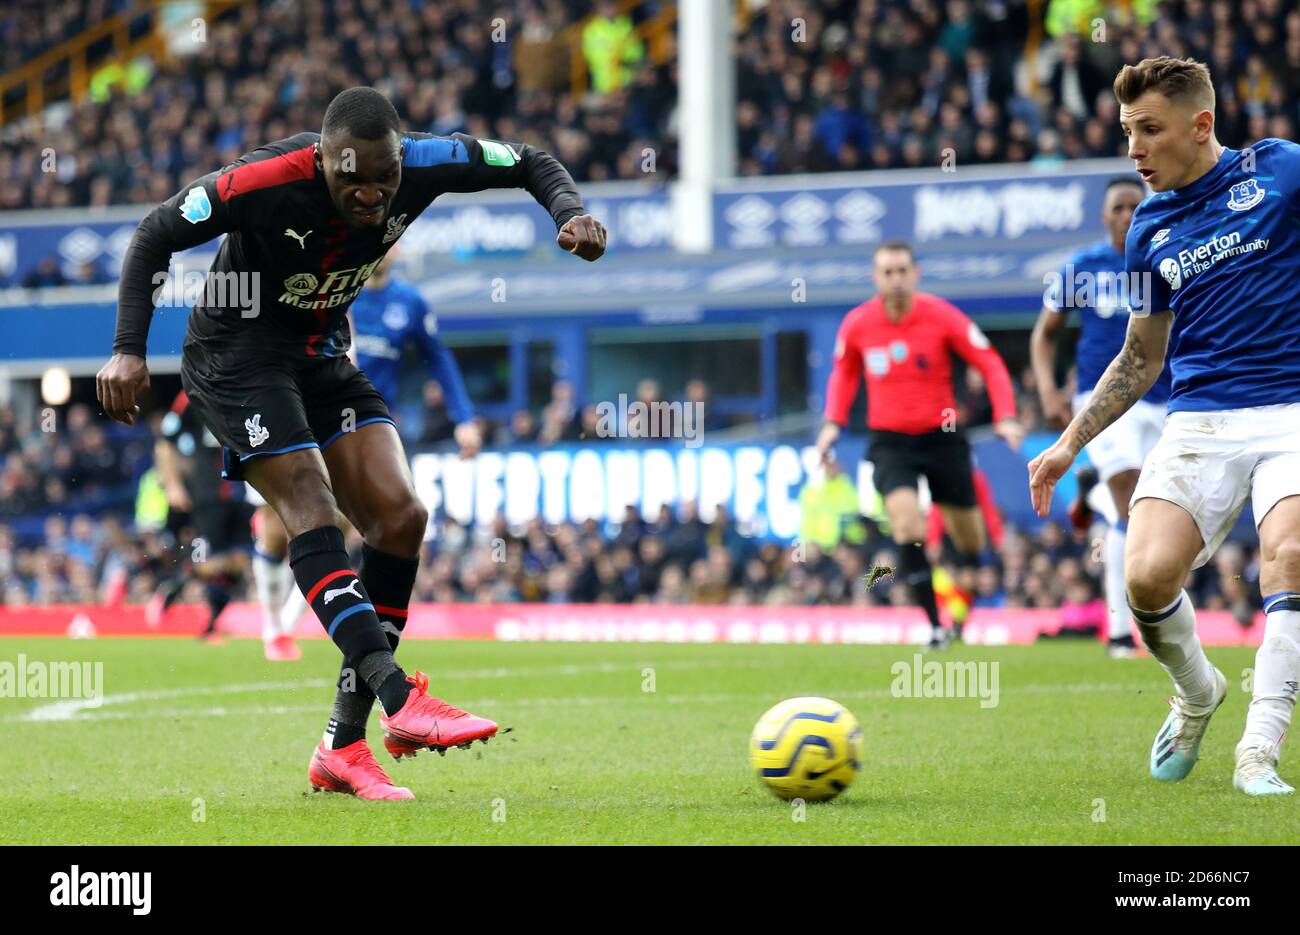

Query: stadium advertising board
[713,160,1128,252]
[0,160,1129,287]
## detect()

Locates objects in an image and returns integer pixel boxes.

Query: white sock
[1239,598,1300,756]
[1131,589,1218,706]
[279,568,308,637]
[252,552,286,642]
[1105,523,1131,641]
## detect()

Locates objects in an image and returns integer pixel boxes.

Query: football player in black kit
[97,87,607,800]
[146,388,254,641]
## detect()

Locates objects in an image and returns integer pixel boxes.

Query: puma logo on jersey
[245,414,269,447]
[323,580,363,604]
[284,228,313,249]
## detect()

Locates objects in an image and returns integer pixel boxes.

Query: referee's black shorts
[180,323,393,482]
[867,428,977,508]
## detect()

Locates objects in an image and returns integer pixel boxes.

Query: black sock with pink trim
[326,545,420,746]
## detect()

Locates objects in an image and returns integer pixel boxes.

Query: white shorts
[1131,403,1300,568]
[1073,391,1165,482]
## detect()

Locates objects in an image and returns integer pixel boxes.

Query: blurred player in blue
[251,248,481,661]
[349,248,479,450]
[1030,175,1173,659]
[1031,56,1300,796]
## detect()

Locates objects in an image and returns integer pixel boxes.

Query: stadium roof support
[674,0,736,254]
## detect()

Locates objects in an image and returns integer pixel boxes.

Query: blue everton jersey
[1047,239,1171,403]
[1125,138,1300,413]
[350,279,474,422]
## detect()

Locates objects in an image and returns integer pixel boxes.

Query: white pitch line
[8,659,769,723]
[8,680,1145,724]
[15,679,337,722]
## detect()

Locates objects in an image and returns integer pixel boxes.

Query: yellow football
[749,696,862,802]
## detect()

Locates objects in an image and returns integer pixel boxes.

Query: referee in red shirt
[815,240,1025,648]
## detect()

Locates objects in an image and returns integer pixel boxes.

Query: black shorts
[181,326,393,482]
[190,497,254,556]
[867,428,977,508]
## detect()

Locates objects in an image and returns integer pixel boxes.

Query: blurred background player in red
[816,240,1023,649]
[927,464,1004,639]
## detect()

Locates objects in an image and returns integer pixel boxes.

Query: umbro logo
[284,228,312,249]
[1151,228,1171,248]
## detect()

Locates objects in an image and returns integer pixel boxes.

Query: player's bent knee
[1261,537,1300,587]
[363,496,428,556]
[1125,552,1184,611]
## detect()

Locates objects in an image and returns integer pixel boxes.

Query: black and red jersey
[114,132,584,358]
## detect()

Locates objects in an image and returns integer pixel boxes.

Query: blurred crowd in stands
[0,467,1264,630]
[0,403,150,518]
[5,0,1300,216]
[0,0,134,77]
[736,0,1299,174]
[1,0,676,214]
[0,362,1263,631]
[408,503,1260,632]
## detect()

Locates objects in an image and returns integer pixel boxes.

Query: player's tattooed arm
[1065,311,1171,454]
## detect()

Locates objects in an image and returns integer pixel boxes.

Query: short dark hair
[874,239,914,261]
[1105,174,1146,195]
[321,87,400,142]
[1113,56,1215,114]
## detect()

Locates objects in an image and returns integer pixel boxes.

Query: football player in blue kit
[1030,57,1300,796]
[1031,175,1173,659]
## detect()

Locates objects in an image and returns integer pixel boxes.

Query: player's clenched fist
[97,352,150,426]
[1026,438,1078,518]
[556,214,607,261]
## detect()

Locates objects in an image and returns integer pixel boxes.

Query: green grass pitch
[0,637,1294,844]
